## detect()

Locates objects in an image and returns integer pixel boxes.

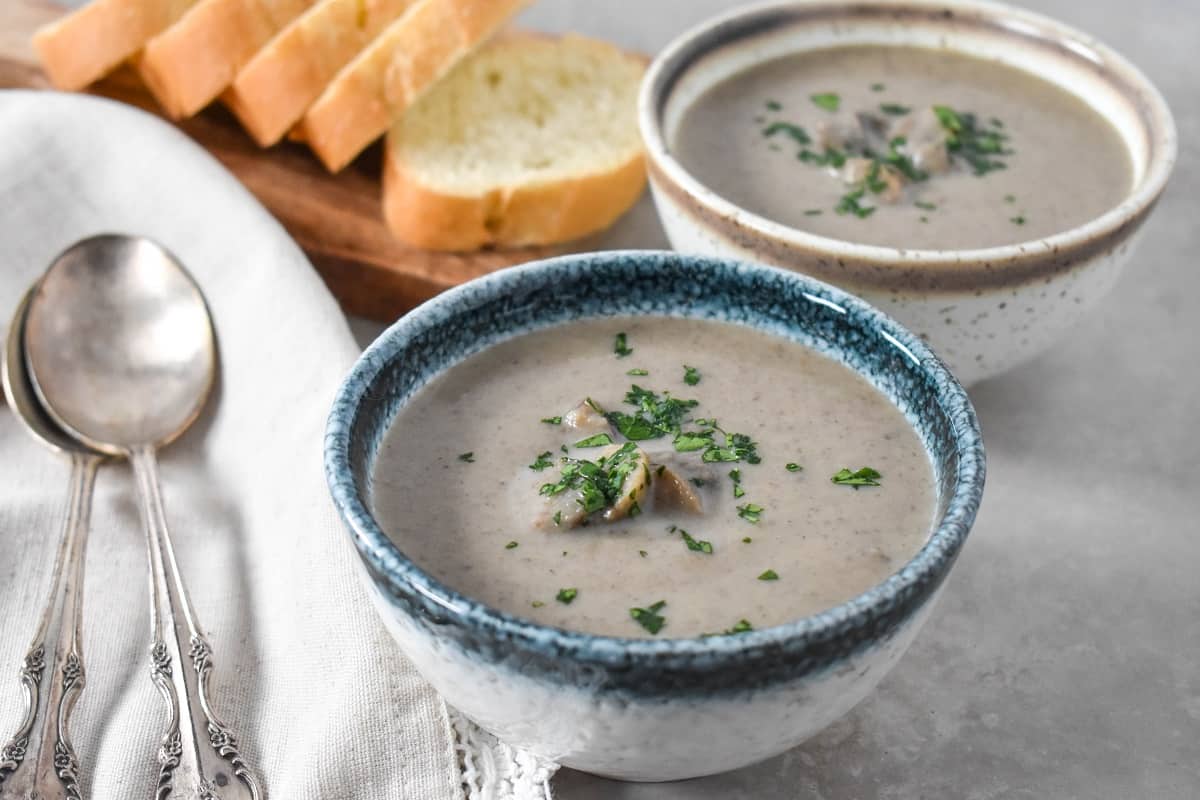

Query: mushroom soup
[371,317,936,639]
[672,45,1132,250]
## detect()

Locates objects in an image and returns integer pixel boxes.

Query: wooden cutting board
[0,0,586,321]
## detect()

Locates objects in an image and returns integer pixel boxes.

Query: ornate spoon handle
[0,452,99,800]
[129,446,263,800]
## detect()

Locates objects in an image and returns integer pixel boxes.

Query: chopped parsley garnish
[831,466,882,487]
[835,187,875,219]
[556,588,578,605]
[1010,215,1026,225]
[606,384,699,441]
[683,365,701,386]
[919,216,929,223]
[729,468,745,498]
[552,510,562,526]
[541,416,562,425]
[933,105,1012,176]
[630,600,667,635]
[804,209,824,216]
[689,477,708,488]
[742,536,753,544]
[870,83,886,92]
[540,442,645,515]
[613,332,633,358]
[1004,194,1016,203]
[626,368,649,376]
[762,121,811,146]
[531,600,544,608]
[639,549,648,558]
[810,92,840,111]
[737,503,764,523]
[574,433,614,448]
[505,541,519,550]
[674,526,713,554]
[798,147,847,168]
[765,99,782,111]
[728,619,754,633]
[880,103,911,115]
[758,569,779,581]
[457,452,475,463]
[529,451,554,471]
[785,462,802,473]
[914,201,938,211]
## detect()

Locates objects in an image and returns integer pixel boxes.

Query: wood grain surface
[0,0,583,320]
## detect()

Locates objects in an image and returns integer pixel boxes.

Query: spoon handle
[0,452,98,800]
[129,447,263,800]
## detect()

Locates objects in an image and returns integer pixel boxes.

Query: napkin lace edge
[447,705,557,800]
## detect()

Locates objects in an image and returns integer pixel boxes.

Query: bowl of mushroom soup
[639,0,1176,385]
[325,250,984,780]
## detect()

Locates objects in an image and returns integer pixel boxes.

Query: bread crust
[298,0,530,173]
[138,0,314,119]
[383,146,648,252]
[33,0,199,91]
[225,0,419,147]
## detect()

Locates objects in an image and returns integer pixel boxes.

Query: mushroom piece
[652,465,705,514]
[532,443,651,530]
[563,400,612,436]
[599,444,652,523]
[888,108,952,175]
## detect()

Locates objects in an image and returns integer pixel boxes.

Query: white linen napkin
[0,90,555,800]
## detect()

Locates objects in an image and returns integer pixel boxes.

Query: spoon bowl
[22,234,214,453]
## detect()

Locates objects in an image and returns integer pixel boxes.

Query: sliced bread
[225,0,421,147]
[33,0,200,91]
[382,33,646,251]
[137,0,317,119]
[297,0,530,173]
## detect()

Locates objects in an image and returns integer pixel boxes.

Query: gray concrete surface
[126,0,1195,794]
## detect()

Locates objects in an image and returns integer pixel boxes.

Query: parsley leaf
[531,600,544,608]
[626,368,649,376]
[737,503,764,523]
[728,619,754,633]
[574,433,614,448]
[785,463,802,473]
[870,83,886,92]
[831,467,882,487]
[613,332,633,358]
[556,588,578,605]
[457,452,475,463]
[676,526,714,554]
[729,468,745,498]
[810,92,840,111]
[758,569,779,581]
[765,99,782,111]
[683,365,701,386]
[541,416,562,425]
[762,121,811,146]
[880,103,911,115]
[529,451,554,471]
[630,600,667,635]
[505,541,519,550]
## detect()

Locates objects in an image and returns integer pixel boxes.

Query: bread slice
[297,0,530,173]
[33,0,200,90]
[225,0,421,147]
[382,33,647,251]
[137,0,317,119]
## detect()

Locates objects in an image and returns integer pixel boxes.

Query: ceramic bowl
[639,0,1176,385]
[325,250,984,781]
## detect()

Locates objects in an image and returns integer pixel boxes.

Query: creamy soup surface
[672,45,1133,250]
[372,318,936,638]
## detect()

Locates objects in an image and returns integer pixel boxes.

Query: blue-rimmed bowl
[325,250,985,781]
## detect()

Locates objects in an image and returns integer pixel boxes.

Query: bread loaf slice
[225,0,421,147]
[382,34,646,251]
[33,0,199,90]
[297,0,530,173]
[137,0,317,119]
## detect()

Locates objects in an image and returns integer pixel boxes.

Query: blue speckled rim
[325,251,985,693]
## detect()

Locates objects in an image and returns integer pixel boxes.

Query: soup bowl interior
[325,250,985,780]
[638,0,1176,385]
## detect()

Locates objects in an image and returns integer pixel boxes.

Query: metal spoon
[0,286,102,800]
[21,235,263,800]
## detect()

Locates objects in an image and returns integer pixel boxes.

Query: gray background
[509,2,1200,797]
[53,0,1196,795]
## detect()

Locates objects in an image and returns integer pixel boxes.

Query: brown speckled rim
[638,0,1177,293]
